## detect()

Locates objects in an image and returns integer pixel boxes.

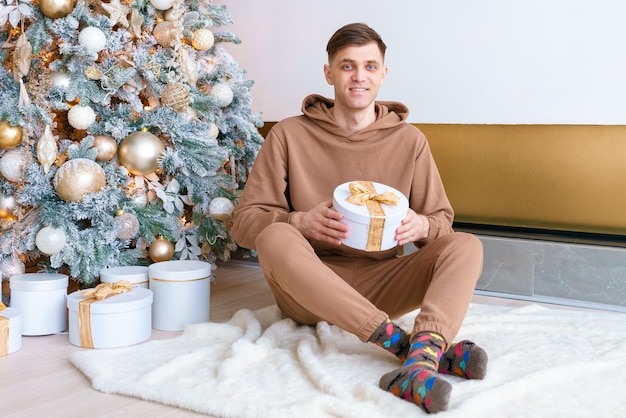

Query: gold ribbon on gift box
[0,301,8,356]
[346,181,400,251]
[78,281,132,348]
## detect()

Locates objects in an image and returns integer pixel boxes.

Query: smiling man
[232,23,487,414]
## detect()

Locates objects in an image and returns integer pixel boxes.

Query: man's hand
[289,199,349,245]
[395,209,429,246]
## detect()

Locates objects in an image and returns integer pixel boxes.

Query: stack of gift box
[0,260,212,355]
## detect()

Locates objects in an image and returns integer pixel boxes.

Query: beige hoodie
[231,94,454,258]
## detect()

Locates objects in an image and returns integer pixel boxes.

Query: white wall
[220,0,626,124]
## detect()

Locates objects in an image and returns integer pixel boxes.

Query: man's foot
[379,331,451,413]
[439,340,488,380]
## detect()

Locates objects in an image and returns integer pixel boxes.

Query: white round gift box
[148,260,212,331]
[0,307,22,355]
[332,181,409,252]
[67,287,153,348]
[99,266,149,288]
[9,273,68,336]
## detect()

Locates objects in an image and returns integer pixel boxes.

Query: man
[232,22,486,414]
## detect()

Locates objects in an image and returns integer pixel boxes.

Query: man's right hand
[288,199,349,245]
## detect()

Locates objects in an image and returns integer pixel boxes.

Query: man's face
[324,42,388,113]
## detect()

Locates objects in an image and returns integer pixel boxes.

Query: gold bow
[78,281,133,348]
[346,181,400,206]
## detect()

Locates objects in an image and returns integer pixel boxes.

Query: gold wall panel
[419,124,626,235]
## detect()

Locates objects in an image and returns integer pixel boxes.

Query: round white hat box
[67,287,153,348]
[100,266,149,288]
[9,273,68,335]
[148,260,212,331]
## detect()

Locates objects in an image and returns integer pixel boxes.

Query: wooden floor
[0,260,569,417]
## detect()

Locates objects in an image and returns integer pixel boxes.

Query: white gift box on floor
[333,181,409,252]
[67,287,153,348]
[0,306,22,356]
[148,260,212,331]
[9,273,68,336]
[99,266,149,289]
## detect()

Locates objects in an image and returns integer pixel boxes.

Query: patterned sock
[368,318,411,360]
[379,331,451,414]
[439,340,488,380]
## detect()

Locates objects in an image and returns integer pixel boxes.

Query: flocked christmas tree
[0,0,263,291]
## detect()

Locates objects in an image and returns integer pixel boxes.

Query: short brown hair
[326,23,387,61]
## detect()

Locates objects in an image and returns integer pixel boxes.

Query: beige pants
[255,223,483,344]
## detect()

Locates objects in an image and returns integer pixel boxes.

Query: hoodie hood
[301,94,409,141]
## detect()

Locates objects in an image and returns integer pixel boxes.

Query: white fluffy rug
[71,303,626,417]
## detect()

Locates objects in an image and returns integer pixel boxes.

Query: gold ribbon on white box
[346,181,400,251]
[0,302,9,356]
[78,281,132,348]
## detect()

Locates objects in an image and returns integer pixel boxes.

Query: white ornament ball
[209,197,235,220]
[68,104,96,130]
[0,257,25,280]
[50,71,71,88]
[0,148,27,183]
[208,122,219,139]
[54,158,106,202]
[192,28,214,51]
[211,83,234,107]
[79,26,107,53]
[36,226,67,255]
[0,193,16,218]
[149,0,175,11]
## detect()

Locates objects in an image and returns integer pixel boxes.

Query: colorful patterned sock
[368,318,411,360]
[439,340,488,380]
[379,331,451,413]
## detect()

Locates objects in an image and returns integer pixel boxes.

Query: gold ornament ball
[118,130,164,175]
[40,0,76,19]
[153,21,178,47]
[54,158,106,202]
[161,82,190,112]
[0,121,23,149]
[93,135,118,161]
[192,28,214,51]
[149,238,175,262]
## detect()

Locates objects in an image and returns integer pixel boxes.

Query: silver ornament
[0,148,27,183]
[0,257,25,280]
[115,212,140,240]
